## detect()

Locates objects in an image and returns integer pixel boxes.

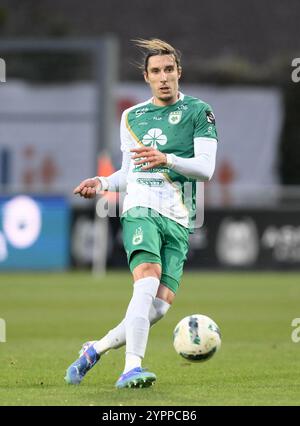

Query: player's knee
[133,262,161,281]
[156,284,176,305]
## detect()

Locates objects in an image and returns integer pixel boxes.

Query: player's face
[144,54,182,106]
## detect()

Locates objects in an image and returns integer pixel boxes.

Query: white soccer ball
[173,314,221,362]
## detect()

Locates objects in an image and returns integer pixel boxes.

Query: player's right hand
[73,178,100,199]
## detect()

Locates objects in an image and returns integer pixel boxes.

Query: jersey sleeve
[120,110,135,153]
[193,102,218,141]
[166,138,217,181]
[98,110,133,192]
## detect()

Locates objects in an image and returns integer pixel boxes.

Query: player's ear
[144,71,149,84]
[177,66,182,80]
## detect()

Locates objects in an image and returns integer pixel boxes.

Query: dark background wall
[0,0,299,81]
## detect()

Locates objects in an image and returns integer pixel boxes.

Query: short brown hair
[133,38,182,72]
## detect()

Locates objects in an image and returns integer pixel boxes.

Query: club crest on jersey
[168,111,182,125]
[132,227,143,245]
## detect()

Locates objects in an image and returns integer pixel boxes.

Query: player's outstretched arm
[73,178,101,199]
[73,148,132,199]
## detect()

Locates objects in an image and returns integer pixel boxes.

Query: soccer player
[65,39,218,389]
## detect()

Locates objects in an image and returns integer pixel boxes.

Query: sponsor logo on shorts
[132,227,143,245]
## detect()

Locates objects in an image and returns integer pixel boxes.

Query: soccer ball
[173,314,221,362]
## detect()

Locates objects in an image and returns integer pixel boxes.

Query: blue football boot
[115,367,156,389]
[65,342,100,385]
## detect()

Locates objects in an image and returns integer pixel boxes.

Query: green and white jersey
[120,92,218,229]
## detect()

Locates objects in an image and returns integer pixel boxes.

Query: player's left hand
[131,146,167,170]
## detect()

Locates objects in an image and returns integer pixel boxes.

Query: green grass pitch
[0,271,300,406]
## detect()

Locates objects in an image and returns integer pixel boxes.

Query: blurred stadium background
[1,0,300,273]
[0,0,300,406]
